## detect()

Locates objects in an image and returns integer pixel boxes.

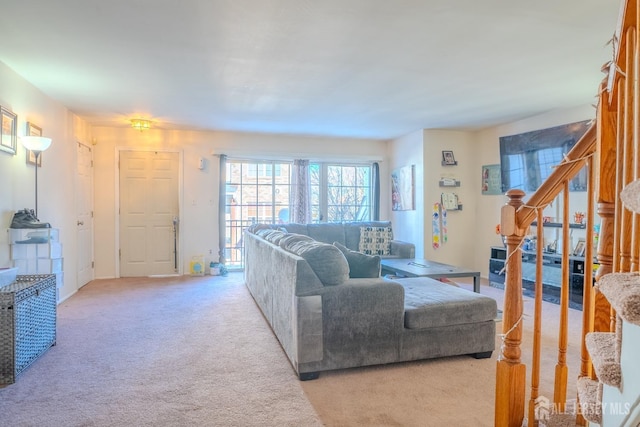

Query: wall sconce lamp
[20,136,52,218]
[131,119,152,131]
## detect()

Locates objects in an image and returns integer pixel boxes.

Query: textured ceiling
[0,0,622,139]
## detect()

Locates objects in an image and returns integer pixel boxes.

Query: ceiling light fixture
[131,118,152,131]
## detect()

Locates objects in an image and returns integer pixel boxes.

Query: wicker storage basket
[0,274,56,384]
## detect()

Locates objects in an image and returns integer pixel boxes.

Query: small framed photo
[573,238,586,257]
[26,122,43,167]
[0,106,17,155]
[442,150,457,166]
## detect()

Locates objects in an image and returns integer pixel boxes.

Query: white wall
[388,130,425,257]
[0,61,91,302]
[91,127,390,278]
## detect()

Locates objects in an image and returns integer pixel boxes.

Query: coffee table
[380,258,481,293]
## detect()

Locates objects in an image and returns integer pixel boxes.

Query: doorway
[76,141,94,288]
[118,150,180,277]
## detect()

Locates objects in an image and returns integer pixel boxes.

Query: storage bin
[9,229,59,244]
[10,242,62,260]
[13,258,63,275]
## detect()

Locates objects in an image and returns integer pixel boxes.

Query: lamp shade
[21,136,52,152]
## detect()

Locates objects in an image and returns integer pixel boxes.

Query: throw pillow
[359,226,392,256]
[333,242,381,278]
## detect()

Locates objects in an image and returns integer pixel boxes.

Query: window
[225,160,291,269]
[310,163,372,223]
[224,160,373,269]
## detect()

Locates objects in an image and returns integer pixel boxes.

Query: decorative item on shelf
[441,150,457,166]
[20,134,52,219]
[439,178,460,187]
[496,224,507,247]
[573,238,586,257]
[130,118,152,131]
[441,192,459,210]
[573,211,585,224]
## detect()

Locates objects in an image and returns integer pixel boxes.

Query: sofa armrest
[390,240,415,258]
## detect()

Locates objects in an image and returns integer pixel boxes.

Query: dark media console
[489,246,590,310]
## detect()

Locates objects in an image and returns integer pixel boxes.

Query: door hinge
[91,261,94,268]
[119,249,121,258]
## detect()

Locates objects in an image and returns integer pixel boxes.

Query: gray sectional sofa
[244,221,497,380]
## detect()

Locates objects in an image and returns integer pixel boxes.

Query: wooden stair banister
[496,0,640,424]
[495,126,598,427]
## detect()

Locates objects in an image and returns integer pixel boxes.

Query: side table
[0,274,57,384]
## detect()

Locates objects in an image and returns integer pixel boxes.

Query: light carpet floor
[0,273,583,426]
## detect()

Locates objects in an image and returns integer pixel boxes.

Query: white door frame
[114,147,184,278]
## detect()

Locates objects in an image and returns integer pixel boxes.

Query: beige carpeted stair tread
[597,272,640,325]
[577,377,602,425]
[586,332,621,388]
[542,412,577,427]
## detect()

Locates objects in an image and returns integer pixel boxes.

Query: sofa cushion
[307,223,346,246]
[333,242,381,278]
[247,223,274,234]
[262,230,287,245]
[285,240,349,286]
[359,226,392,256]
[278,233,314,251]
[397,277,497,329]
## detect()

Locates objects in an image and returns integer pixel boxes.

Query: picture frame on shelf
[0,106,17,155]
[573,238,586,257]
[442,150,456,165]
[26,122,43,167]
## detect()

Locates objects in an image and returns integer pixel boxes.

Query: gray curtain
[372,162,380,220]
[218,154,227,264]
[290,159,311,224]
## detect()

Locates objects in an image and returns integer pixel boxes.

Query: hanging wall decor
[0,107,17,155]
[481,164,502,195]
[391,165,415,211]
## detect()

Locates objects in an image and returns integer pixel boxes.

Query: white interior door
[119,151,179,277]
[76,142,94,288]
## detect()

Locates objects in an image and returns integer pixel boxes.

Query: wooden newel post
[495,189,527,427]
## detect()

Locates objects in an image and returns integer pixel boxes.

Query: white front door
[119,151,179,277]
[76,142,94,288]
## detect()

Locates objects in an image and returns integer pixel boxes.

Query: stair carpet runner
[543,272,640,427]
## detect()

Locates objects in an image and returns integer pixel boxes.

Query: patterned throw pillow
[358,226,392,256]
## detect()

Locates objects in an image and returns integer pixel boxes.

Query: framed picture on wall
[26,122,43,167]
[442,150,456,165]
[0,106,17,155]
